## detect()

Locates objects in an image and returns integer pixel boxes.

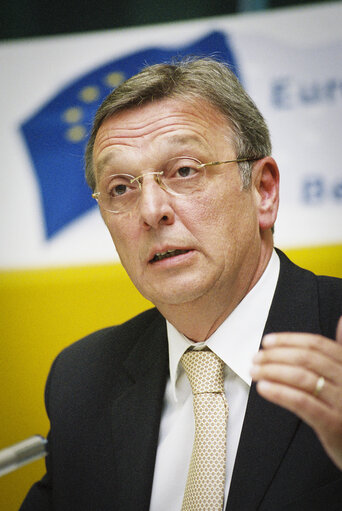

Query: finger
[336,316,342,345]
[255,380,342,447]
[256,379,342,471]
[250,363,342,411]
[256,380,326,426]
[262,332,342,364]
[253,347,342,385]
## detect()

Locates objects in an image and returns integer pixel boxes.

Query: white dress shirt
[149,250,280,510]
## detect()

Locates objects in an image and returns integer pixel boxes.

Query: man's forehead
[96,98,229,143]
[98,96,229,133]
[95,134,211,174]
[93,97,233,177]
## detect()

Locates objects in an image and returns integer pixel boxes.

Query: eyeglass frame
[92,156,261,213]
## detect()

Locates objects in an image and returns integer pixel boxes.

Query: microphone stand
[0,435,48,477]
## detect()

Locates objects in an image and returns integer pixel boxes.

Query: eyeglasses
[92,155,260,214]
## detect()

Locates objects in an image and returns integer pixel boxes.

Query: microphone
[0,435,48,477]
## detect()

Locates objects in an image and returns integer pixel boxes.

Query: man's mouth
[150,249,189,263]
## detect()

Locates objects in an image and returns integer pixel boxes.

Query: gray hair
[85,58,272,191]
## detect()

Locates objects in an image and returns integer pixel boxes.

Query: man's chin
[146,281,211,308]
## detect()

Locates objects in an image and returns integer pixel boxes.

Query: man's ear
[253,157,280,231]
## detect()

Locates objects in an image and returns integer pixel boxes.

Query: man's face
[93,97,265,310]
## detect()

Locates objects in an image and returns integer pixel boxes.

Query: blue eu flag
[21,31,240,238]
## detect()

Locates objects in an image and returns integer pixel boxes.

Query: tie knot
[181,349,225,395]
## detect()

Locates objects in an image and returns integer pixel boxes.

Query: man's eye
[107,177,135,197]
[176,166,197,178]
[110,184,127,197]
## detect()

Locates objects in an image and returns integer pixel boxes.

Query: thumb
[336,316,342,345]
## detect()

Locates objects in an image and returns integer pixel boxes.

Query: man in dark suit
[20,58,342,510]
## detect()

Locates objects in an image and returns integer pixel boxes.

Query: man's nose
[138,175,175,230]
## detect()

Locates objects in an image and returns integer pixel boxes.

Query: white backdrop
[1,2,341,269]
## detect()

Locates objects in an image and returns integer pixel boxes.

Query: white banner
[1,2,341,269]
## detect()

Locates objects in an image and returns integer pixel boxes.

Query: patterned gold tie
[181,348,228,511]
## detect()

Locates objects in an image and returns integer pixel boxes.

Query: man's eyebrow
[95,135,208,180]
[95,154,118,180]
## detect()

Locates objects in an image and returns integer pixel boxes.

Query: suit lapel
[226,251,321,510]
[110,312,169,510]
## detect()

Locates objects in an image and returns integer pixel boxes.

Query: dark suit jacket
[20,251,342,511]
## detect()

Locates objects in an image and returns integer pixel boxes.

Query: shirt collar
[166,249,280,401]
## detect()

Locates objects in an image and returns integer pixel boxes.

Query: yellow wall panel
[0,263,152,510]
[285,245,342,279]
[0,245,341,510]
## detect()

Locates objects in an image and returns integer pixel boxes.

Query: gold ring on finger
[313,376,325,397]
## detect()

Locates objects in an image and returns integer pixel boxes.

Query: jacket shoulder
[275,249,342,339]
[44,307,165,409]
[315,274,342,339]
